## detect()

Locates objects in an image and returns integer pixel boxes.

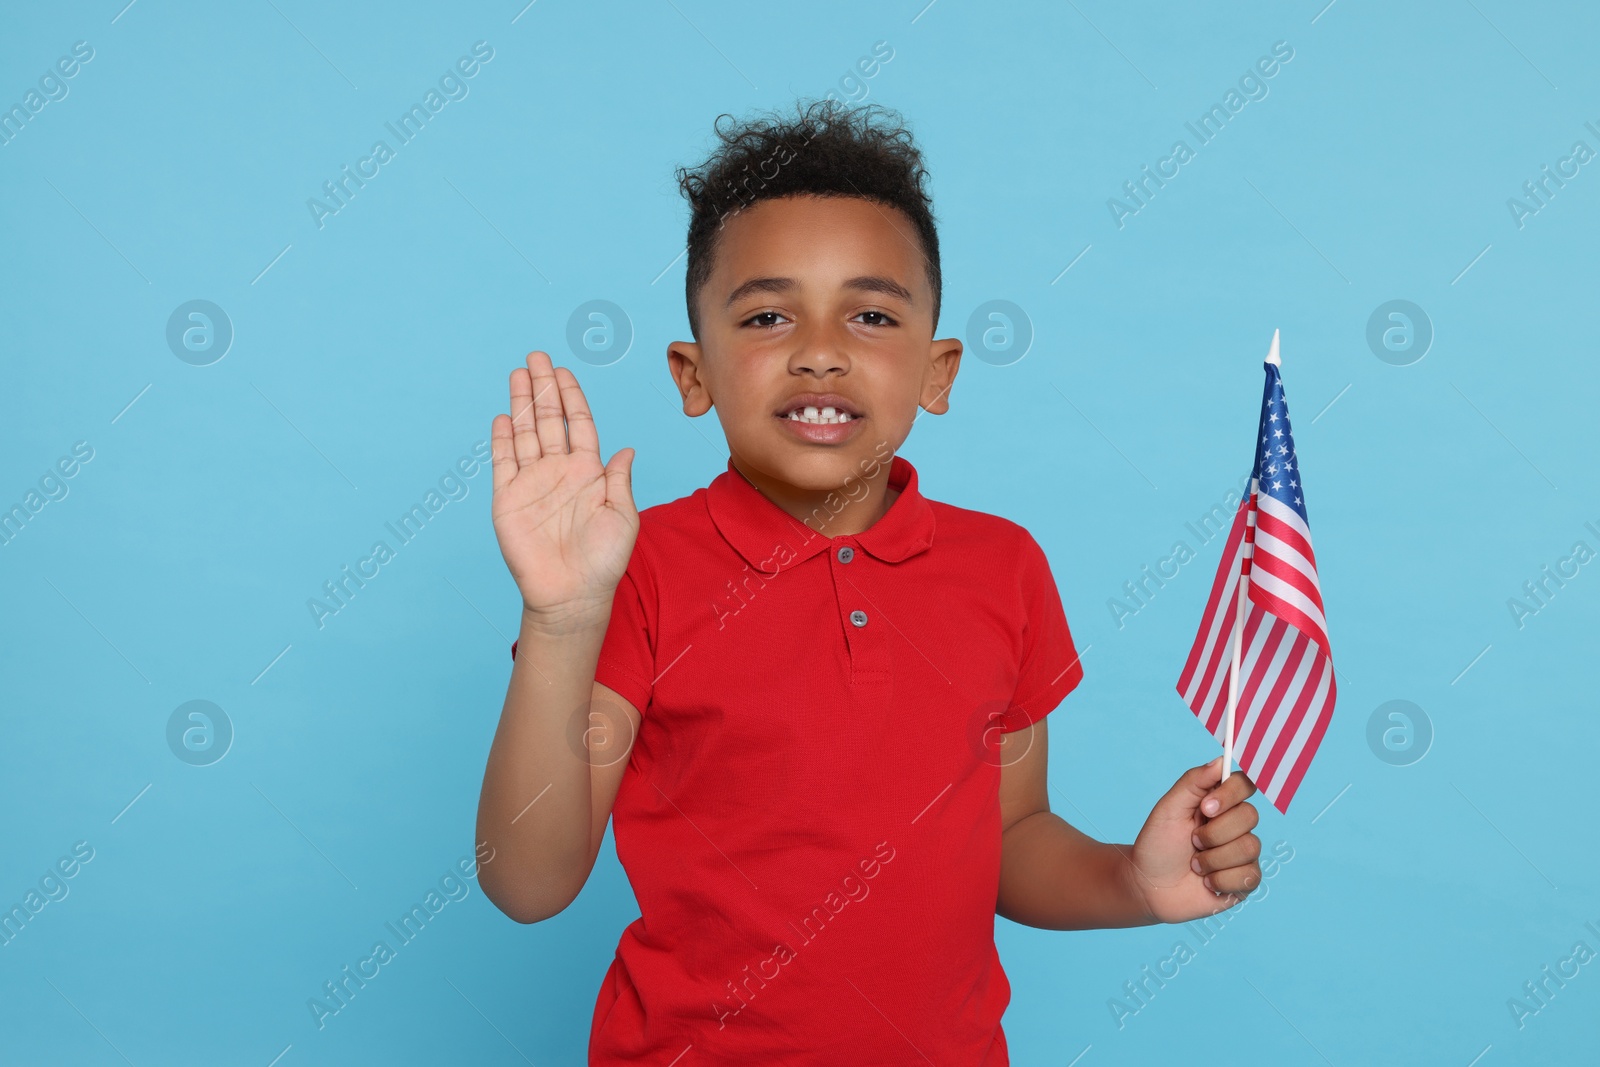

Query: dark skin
[480,196,1260,925]
[662,192,1263,926]
[665,193,956,536]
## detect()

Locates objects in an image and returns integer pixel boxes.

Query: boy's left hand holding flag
[1110,329,1341,921]
[1121,756,1265,920]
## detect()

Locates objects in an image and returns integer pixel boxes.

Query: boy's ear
[920,337,962,416]
[666,340,714,416]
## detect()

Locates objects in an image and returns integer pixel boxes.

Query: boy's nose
[788,338,851,376]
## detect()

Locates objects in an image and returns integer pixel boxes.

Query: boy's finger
[491,414,517,493]
[509,365,540,466]
[1163,756,1226,816]
[604,447,637,517]
[556,367,600,455]
[1191,832,1261,875]
[528,351,568,456]
[1191,800,1258,851]
[1199,768,1257,817]
[1202,863,1262,896]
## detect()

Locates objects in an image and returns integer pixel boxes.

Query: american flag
[1176,339,1335,814]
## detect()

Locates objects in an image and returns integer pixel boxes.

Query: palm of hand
[494,448,634,609]
[489,351,638,621]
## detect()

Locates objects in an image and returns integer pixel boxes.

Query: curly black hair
[674,97,941,341]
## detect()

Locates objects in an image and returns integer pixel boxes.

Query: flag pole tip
[1265,328,1281,367]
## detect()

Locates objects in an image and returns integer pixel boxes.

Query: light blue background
[3,1,1597,1064]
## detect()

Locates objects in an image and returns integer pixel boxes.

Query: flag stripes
[1175,355,1336,814]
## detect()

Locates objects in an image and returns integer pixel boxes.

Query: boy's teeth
[784,404,858,425]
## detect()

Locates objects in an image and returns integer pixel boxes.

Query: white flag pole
[1224,329,1279,781]
[1225,560,1246,778]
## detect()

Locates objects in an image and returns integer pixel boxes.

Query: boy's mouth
[775,393,863,425]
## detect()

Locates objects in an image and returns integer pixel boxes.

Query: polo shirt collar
[707,454,936,568]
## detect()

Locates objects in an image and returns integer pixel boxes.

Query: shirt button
[836,546,855,564]
[850,609,868,627]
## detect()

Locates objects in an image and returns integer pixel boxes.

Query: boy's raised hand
[491,351,638,625]
[1124,757,1262,923]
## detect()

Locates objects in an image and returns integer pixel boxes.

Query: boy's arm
[476,614,640,924]
[996,718,1264,929]
[996,718,1152,930]
[474,350,641,925]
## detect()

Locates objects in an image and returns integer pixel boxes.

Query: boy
[476,100,1262,1065]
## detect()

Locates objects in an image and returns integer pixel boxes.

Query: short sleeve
[508,545,658,715]
[592,560,656,714]
[997,531,1084,732]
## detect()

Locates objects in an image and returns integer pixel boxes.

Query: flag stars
[1251,370,1310,520]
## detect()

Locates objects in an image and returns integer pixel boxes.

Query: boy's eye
[741,309,898,328]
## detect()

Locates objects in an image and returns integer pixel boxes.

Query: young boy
[476,100,1262,1065]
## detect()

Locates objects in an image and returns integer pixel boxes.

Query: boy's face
[667,193,961,497]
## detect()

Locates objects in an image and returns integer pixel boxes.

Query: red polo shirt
[512,454,1083,1065]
